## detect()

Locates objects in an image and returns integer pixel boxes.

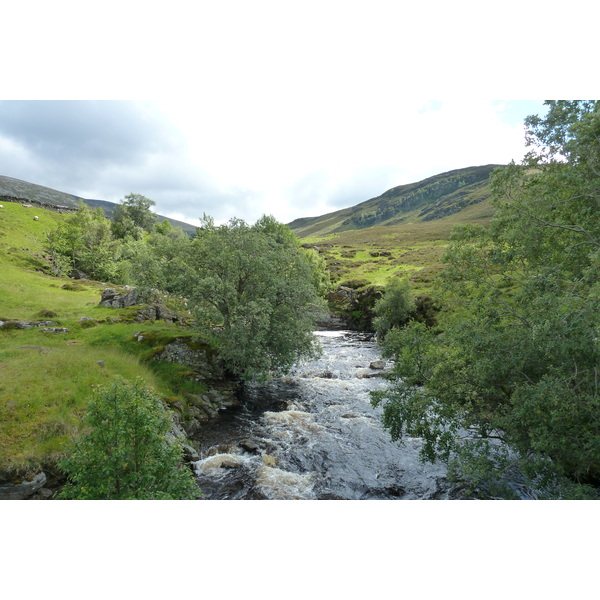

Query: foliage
[59,378,200,499]
[42,194,165,283]
[150,214,328,381]
[127,222,193,294]
[43,201,122,281]
[372,101,600,498]
[111,193,157,240]
[372,277,415,338]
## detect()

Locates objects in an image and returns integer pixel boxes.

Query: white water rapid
[193,330,450,499]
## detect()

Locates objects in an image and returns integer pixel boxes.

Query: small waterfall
[193,331,449,499]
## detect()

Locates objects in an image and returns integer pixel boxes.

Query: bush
[372,277,415,338]
[58,378,200,499]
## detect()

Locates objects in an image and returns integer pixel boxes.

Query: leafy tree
[129,221,193,294]
[372,276,415,339]
[112,193,157,240]
[43,201,121,281]
[59,378,200,499]
[372,101,600,498]
[174,215,326,380]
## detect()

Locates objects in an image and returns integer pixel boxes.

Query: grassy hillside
[298,178,497,294]
[0,174,198,234]
[289,165,501,239]
[0,202,210,481]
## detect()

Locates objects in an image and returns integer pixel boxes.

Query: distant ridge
[0,175,198,234]
[288,164,502,238]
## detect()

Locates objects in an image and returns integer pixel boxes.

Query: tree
[372,101,600,498]
[129,221,193,294]
[112,193,157,240]
[372,276,415,339]
[176,215,326,381]
[59,378,200,500]
[43,201,121,281]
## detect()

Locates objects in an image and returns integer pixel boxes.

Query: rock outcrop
[99,287,139,308]
[0,472,47,500]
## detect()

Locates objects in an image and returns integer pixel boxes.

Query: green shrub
[58,377,200,499]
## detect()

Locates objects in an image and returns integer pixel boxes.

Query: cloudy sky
[0,99,546,226]
[1,2,594,228]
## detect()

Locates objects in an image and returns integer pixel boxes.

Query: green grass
[304,198,494,294]
[0,328,160,476]
[0,203,207,478]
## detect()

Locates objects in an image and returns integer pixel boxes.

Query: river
[192,330,450,499]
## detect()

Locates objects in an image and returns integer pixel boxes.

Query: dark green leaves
[371,101,600,498]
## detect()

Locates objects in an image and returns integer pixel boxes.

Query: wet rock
[262,455,278,467]
[220,457,243,469]
[0,472,47,500]
[239,439,261,454]
[181,443,200,462]
[369,360,386,370]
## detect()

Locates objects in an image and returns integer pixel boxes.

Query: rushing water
[193,330,450,499]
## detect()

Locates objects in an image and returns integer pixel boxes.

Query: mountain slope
[288,164,501,238]
[0,175,198,234]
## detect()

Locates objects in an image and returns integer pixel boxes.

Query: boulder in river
[369,360,386,370]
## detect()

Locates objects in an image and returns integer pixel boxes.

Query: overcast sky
[0,99,546,226]
[1,1,594,228]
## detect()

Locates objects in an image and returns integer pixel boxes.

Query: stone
[262,454,278,467]
[0,472,47,500]
[135,306,157,322]
[181,443,200,462]
[155,339,213,373]
[155,305,179,323]
[70,269,89,280]
[239,439,261,454]
[99,287,139,308]
[369,360,386,370]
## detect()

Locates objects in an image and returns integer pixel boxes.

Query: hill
[288,164,501,239]
[0,174,198,234]
[287,165,502,293]
[0,201,237,490]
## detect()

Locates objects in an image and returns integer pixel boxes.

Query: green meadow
[0,202,200,477]
[302,196,494,293]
